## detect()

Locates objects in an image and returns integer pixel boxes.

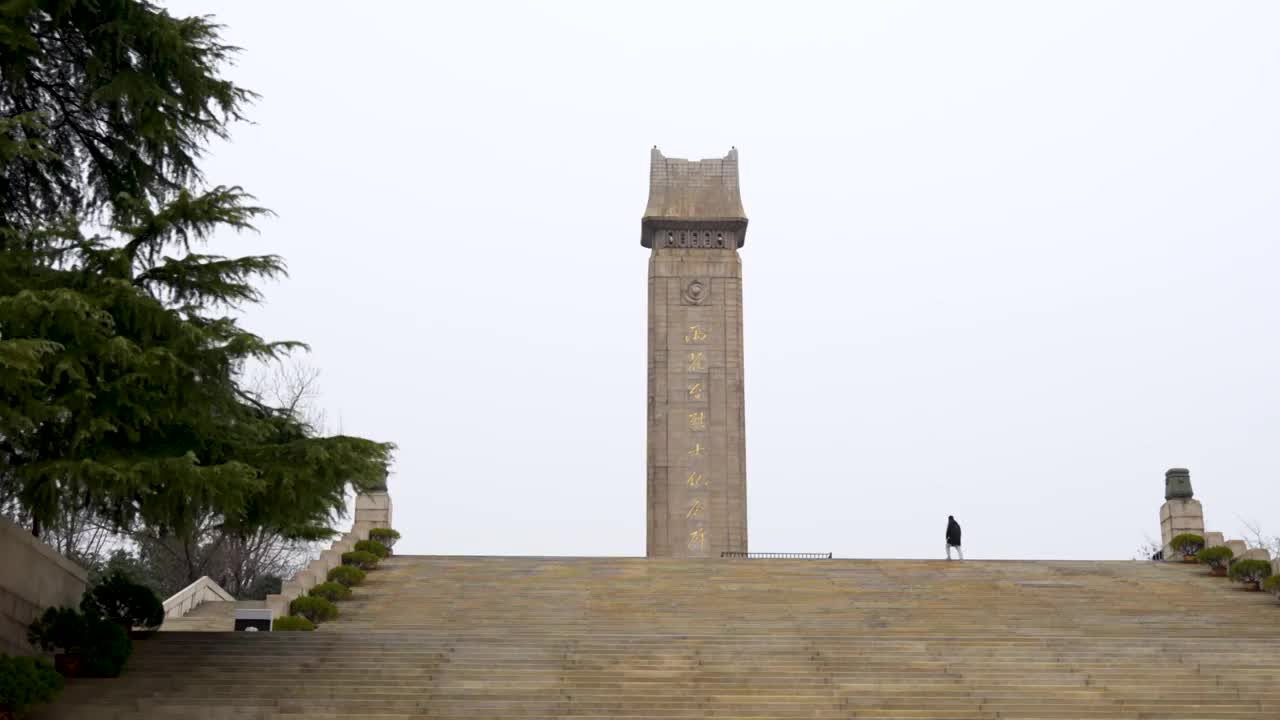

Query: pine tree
[0,1,394,548]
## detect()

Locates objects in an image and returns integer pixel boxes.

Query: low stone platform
[36,556,1280,719]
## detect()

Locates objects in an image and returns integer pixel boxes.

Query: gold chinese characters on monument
[684,325,709,553]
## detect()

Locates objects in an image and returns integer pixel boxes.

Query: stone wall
[0,517,88,655]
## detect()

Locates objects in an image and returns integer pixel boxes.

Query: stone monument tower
[642,147,748,558]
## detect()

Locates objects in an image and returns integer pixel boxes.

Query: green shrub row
[279,528,398,631]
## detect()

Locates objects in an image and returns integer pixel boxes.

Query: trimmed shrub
[0,654,63,713]
[80,620,132,678]
[289,596,338,623]
[1197,546,1234,575]
[354,539,390,559]
[28,608,133,678]
[1227,559,1273,589]
[81,571,164,630]
[327,565,366,587]
[272,616,316,632]
[1263,575,1280,597]
[1170,533,1205,559]
[368,528,400,550]
[26,607,87,654]
[341,550,379,570]
[308,582,352,602]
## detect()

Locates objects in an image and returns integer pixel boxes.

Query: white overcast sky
[162,1,1280,559]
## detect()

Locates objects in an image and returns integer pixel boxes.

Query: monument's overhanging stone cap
[641,147,748,247]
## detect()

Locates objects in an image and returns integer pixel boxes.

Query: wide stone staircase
[36,556,1280,719]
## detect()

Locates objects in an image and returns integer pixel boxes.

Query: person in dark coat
[946,515,963,560]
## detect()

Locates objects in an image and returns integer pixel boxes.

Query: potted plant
[27,607,132,678]
[341,550,379,570]
[354,539,390,560]
[308,582,352,602]
[272,616,316,632]
[1169,533,1205,562]
[1197,546,1234,577]
[1227,559,1273,591]
[368,528,400,552]
[0,655,64,720]
[327,565,366,587]
[1263,575,1280,600]
[288,596,339,624]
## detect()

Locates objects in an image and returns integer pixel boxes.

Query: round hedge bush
[1197,546,1234,574]
[308,582,352,602]
[1170,533,1205,559]
[354,539,390,559]
[341,550,379,570]
[0,654,64,713]
[368,528,400,550]
[81,571,164,630]
[272,616,316,632]
[289,596,338,623]
[327,565,366,587]
[1227,559,1273,588]
[1263,575,1280,596]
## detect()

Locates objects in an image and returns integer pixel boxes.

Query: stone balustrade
[162,576,235,619]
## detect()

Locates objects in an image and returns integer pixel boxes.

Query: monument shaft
[642,148,748,558]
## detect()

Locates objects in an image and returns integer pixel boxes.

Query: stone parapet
[0,517,88,655]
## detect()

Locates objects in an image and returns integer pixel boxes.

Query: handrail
[721,552,832,560]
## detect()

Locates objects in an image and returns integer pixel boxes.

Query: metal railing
[721,552,833,560]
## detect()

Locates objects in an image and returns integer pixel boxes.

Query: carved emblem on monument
[683,279,708,305]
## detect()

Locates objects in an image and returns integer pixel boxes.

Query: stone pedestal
[355,491,394,534]
[1160,498,1204,559]
[1203,531,1226,548]
[1240,548,1271,562]
[1224,539,1247,559]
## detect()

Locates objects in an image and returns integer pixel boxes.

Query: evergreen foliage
[271,615,314,631]
[1169,534,1204,557]
[308,581,352,602]
[341,550,379,570]
[0,1,393,550]
[288,596,337,623]
[354,539,389,559]
[26,606,133,676]
[368,527,400,549]
[80,571,164,630]
[326,565,365,587]
[1197,546,1234,573]
[1263,574,1280,597]
[0,654,64,712]
[1228,559,1273,588]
